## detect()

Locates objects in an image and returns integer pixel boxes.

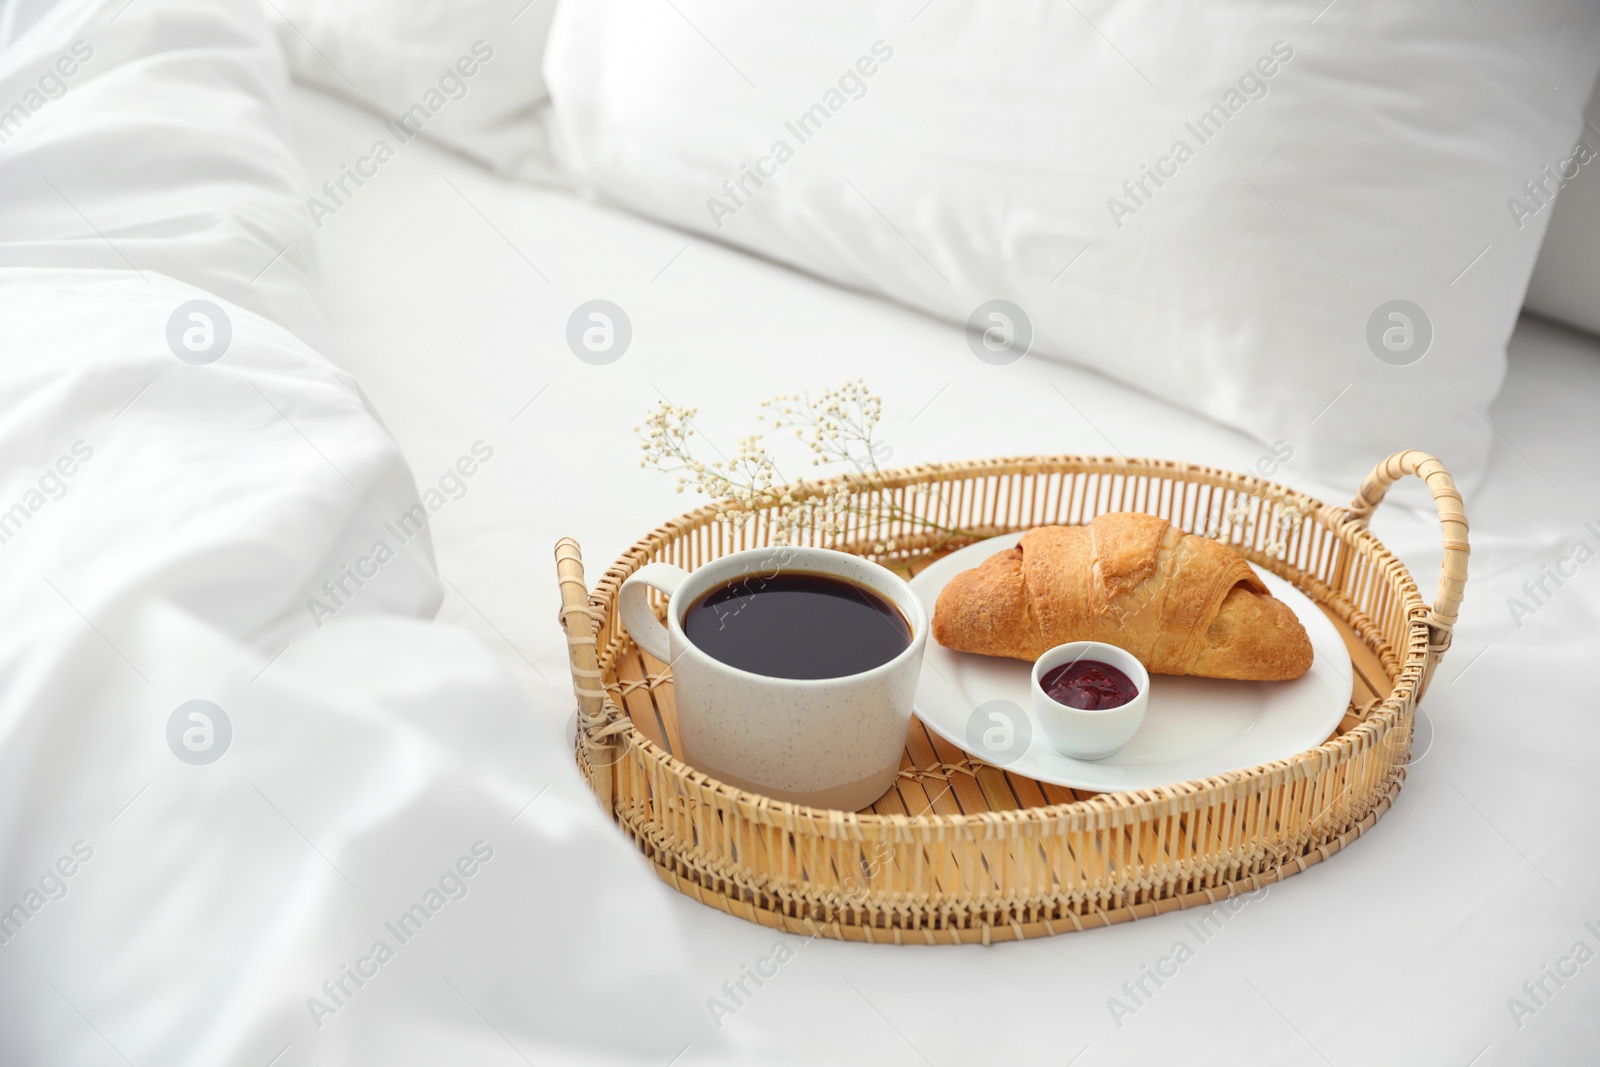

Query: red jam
[1040,660,1139,711]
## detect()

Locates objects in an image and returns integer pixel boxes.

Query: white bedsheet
[281,82,1600,1066]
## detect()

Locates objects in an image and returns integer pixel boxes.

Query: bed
[3,0,1598,1060]
[285,83,1600,1065]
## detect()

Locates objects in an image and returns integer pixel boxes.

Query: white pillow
[267,0,562,182]
[545,1,1600,493]
[1524,78,1600,337]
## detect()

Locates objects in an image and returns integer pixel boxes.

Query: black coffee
[683,572,912,680]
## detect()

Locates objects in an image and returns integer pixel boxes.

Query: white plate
[910,533,1353,792]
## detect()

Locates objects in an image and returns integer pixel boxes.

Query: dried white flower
[637,380,972,555]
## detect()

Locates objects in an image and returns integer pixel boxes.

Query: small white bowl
[1031,642,1150,761]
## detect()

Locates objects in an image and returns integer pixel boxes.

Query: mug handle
[618,562,689,663]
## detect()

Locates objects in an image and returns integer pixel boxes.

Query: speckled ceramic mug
[619,546,928,811]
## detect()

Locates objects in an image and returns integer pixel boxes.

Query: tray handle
[1345,450,1469,691]
[555,537,620,809]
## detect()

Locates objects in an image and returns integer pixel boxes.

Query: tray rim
[627,780,1402,945]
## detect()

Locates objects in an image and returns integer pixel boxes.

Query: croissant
[932,513,1313,681]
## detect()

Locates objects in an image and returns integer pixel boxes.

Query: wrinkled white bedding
[2,1,1599,1063]
[0,3,700,1065]
[0,267,710,1067]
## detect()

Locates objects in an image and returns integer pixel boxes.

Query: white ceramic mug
[618,546,928,811]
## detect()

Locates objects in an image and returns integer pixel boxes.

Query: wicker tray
[556,450,1467,944]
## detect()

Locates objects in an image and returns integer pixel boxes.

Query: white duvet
[0,270,705,1067]
[0,2,705,1064]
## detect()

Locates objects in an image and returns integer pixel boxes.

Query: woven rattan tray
[556,450,1467,944]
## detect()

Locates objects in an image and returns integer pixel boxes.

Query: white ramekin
[1031,641,1150,760]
